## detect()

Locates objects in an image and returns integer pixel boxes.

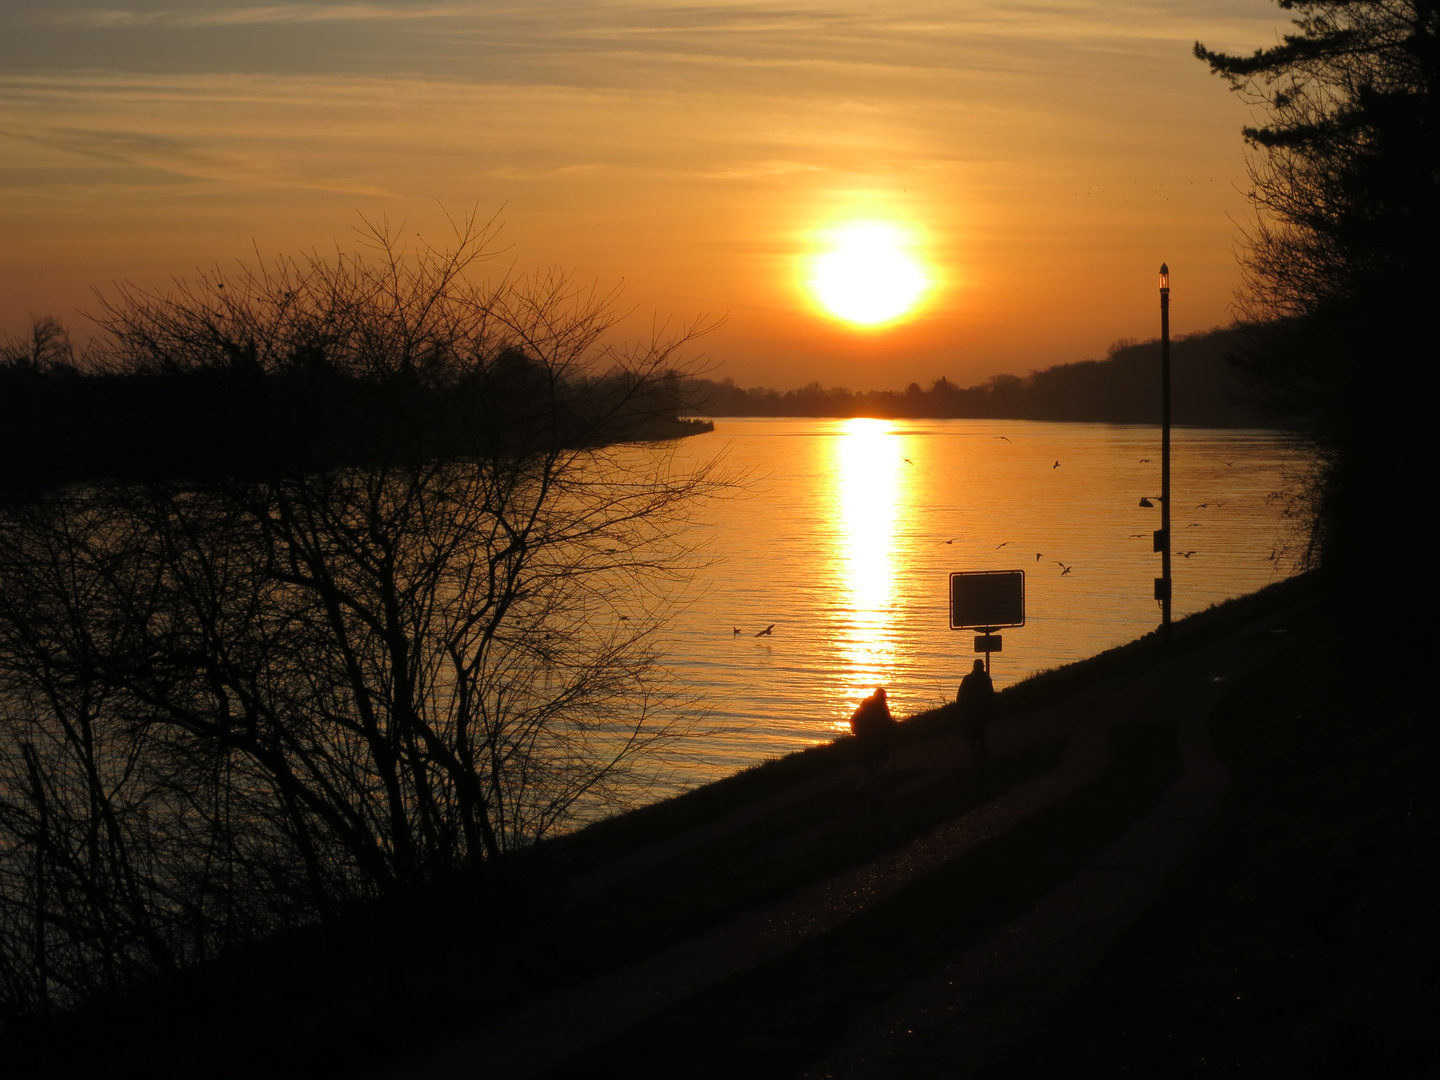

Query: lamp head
[1159,263,1170,291]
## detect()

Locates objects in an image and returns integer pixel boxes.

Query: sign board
[950,570,1025,630]
[974,634,1003,653]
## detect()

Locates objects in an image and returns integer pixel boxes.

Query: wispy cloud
[34,1,1281,43]
[1,1,1284,384]
[42,3,473,29]
[11,1,1286,100]
[0,76,404,197]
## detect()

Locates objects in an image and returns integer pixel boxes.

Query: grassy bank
[552,572,1321,876]
[550,721,1184,1079]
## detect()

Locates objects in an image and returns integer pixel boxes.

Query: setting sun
[808,222,931,328]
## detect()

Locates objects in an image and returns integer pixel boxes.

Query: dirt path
[382,610,1299,1080]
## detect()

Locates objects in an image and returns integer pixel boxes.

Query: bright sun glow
[809,221,930,327]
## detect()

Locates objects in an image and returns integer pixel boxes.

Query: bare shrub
[0,214,724,1017]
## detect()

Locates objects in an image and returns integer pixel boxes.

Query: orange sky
[0,2,1287,390]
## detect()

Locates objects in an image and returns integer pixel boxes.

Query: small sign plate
[974,634,1003,653]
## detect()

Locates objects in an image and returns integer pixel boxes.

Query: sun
[808,221,930,328]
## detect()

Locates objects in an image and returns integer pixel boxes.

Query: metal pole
[1160,265,1172,640]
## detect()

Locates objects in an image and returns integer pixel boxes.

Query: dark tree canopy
[1196,0,1440,319]
[1196,2,1439,615]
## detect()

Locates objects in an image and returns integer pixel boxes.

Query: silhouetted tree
[0,317,75,373]
[0,216,723,1018]
[1196,2,1439,605]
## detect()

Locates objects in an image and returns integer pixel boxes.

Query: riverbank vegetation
[0,288,708,492]
[0,217,724,1024]
[1195,0,1438,630]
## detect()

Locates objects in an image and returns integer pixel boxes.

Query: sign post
[949,570,1025,675]
[1158,263,1173,640]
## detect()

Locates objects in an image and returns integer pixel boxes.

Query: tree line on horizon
[0,319,705,492]
[681,325,1263,427]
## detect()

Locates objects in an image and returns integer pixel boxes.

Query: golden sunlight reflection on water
[833,418,901,724]
[651,417,1302,789]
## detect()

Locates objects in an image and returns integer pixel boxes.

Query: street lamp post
[1156,263,1172,639]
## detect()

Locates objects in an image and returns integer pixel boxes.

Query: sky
[0,1,1290,390]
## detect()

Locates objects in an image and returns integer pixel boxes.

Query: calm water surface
[653,417,1301,785]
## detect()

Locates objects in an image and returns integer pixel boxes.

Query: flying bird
[1140,458,1151,463]
[755,624,775,637]
[994,435,1012,443]
[903,457,914,465]
[1187,523,1204,528]
[1059,563,1074,576]
[1035,552,1043,561]
[996,541,1012,549]
[1129,533,1147,538]
[1223,460,1236,466]
[1179,550,1196,558]
[733,626,741,636]
[1052,460,1061,469]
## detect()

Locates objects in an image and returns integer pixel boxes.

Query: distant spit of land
[0,350,710,490]
[683,324,1263,428]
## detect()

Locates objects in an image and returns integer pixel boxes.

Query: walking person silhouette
[956,659,995,762]
[849,687,897,802]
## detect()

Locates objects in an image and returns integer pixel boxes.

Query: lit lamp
[1155,263,1172,638]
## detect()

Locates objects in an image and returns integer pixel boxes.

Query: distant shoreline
[679,324,1265,429]
[681,413,1279,431]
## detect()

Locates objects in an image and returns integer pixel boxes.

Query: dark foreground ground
[9,572,1438,1078]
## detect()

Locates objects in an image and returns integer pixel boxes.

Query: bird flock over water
[718,438,1272,635]
[929,439,1264,579]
